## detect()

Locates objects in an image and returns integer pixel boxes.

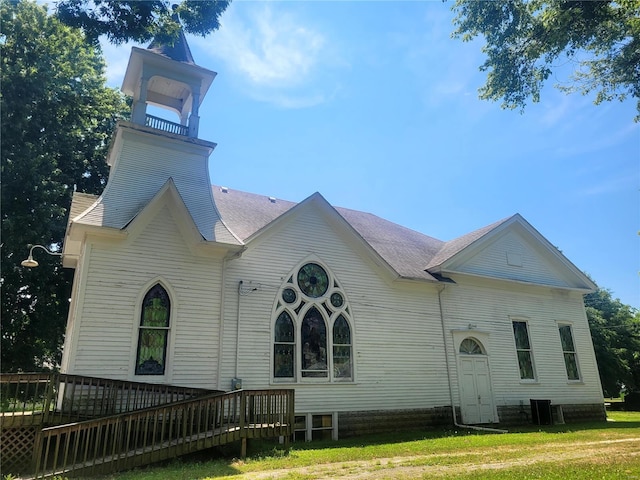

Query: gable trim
[428,214,596,291]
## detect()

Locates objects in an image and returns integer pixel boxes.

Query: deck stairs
[0,374,294,479]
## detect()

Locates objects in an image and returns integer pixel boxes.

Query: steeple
[121,30,216,138]
[147,29,195,65]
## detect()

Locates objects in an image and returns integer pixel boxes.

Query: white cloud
[194,4,324,86]
[100,39,139,88]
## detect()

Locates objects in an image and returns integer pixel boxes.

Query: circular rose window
[297,263,329,298]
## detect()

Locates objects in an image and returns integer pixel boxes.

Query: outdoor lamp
[21,245,62,268]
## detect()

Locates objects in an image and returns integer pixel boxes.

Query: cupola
[121,29,216,138]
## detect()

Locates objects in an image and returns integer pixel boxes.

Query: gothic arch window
[273,262,353,382]
[135,284,170,375]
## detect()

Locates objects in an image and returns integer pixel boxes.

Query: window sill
[271,379,356,386]
[519,379,539,385]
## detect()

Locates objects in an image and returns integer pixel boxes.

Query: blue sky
[101,1,639,308]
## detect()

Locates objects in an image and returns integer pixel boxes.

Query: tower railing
[144,114,189,136]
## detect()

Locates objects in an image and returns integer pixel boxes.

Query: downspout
[437,285,507,434]
[216,258,227,391]
[235,280,243,379]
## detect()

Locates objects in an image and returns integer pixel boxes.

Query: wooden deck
[1,374,294,479]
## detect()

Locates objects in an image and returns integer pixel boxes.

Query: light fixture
[21,245,62,268]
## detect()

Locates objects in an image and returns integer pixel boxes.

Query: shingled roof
[67,185,513,283]
[211,186,506,282]
[147,29,195,64]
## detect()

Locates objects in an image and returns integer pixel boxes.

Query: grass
[44,412,640,480]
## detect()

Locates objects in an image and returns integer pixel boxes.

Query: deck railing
[145,114,189,136]
[0,373,217,428]
[32,389,294,478]
[1,374,294,478]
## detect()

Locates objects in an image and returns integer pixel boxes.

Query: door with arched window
[457,337,495,424]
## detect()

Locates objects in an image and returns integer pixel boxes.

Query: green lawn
[53,412,640,480]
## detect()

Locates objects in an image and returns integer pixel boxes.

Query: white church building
[59,33,605,440]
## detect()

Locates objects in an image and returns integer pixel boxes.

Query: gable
[431,217,595,291]
[213,186,443,282]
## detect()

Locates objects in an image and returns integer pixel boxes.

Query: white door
[459,355,495,424]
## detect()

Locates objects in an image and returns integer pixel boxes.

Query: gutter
[437,285,508,434]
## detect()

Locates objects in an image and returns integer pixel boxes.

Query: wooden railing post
[42,373,57,425]
[32,428,44,478]
[239,391,247,432]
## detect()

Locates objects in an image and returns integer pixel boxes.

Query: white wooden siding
[81,128,236,244]
[221,204,451,413]
[454,231,571,287]
[68,205,224,389]
[440,277,603,409]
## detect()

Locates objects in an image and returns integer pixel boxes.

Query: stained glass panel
[333,315,351,344]
[330,292,343,308]
[274,312,294,378]
[333,315,352,379]
[297,263,329,298]
[136,284,170,375]
[141,285,170,327]
[274,344,294,378]
[301,307,327,377]
[136,330,167,375]
[275,312,294,342]
[282,288,297,304]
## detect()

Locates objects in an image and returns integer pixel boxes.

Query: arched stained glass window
[459,338,484,355]
[301,307,327,377]
[274,312,295,378]
[333,315,352,378]
[273,261,353,382]
[135,284,170,375]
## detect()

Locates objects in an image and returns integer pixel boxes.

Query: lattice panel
[1,427,36,476]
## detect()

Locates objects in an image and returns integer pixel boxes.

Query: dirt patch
[237,437,640,479]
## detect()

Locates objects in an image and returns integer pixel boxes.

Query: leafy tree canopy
[55,0,230,45]
[0,0,128,371]
[584,288,640,397]
[452,0,640,120]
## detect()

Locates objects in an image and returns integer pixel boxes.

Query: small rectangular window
[559,324,580,381]
[512,320,535,380]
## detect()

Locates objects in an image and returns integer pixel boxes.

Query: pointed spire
[147,28,195,65]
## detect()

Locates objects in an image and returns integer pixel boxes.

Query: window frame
[135,283,171,376]
[511,319,536,381]
[558,323,581,382]
[271,261,354,384]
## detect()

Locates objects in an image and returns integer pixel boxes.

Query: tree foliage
[55,0,230,45]
[0,0,128,372]
[584,288,640,397]
[452,0,640,120]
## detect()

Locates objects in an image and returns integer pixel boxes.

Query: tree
[55,0,230,45]
[452,0,640,120]
[584,288,640,397]
[0,0,128,372]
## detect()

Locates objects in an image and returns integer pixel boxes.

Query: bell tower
[63,29,240,268]
[121,29,216,138]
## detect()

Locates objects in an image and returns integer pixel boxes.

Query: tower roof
[147,28,195,65]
